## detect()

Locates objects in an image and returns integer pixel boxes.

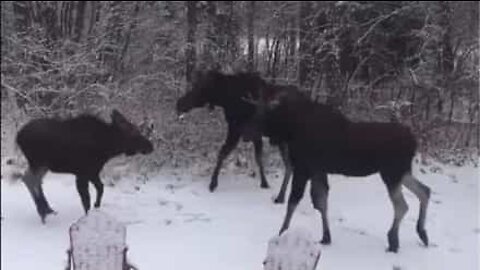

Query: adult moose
[242,85,431,252]
[176,70,292,195]
[16,110,154,223]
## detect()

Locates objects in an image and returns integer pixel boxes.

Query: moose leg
[402,172,431,246]
[279,168,309,235]
[38,186,55,215]
[311,173,331,244]
[382,172,408,253]
[75,176,91,214]
[253,138,269,189]
[22,166,52,223]
[210,128,241,192]
[274,143,292,204]
[90,175,104,208]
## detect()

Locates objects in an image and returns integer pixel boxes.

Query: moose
[242,84,431,253]
[176,70,292,196]
[16,109,154,223]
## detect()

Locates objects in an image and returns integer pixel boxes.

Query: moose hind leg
[311,174,331,244]
[90,175,104,208]
[253,139,269,189]
[75,176,91,214]
[279,168,309,235]
[402,172,431,246]
[382,172,409,253]
[274,144,292,204]
[22,167,51,222]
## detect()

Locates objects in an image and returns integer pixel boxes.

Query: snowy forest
[1,1,478,170]
[1,1,479,270]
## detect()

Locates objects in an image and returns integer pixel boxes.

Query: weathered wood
[264,228,321,270]
[67,210,133,270]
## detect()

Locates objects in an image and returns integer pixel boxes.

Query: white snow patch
[1,162,479,270]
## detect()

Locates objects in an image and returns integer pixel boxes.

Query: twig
[1,79,35,105]
[357,5,413,46]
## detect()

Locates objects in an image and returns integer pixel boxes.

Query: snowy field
[1,159,479,270]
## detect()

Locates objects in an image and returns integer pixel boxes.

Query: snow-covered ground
[1,160,479,270]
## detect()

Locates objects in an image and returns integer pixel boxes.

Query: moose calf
[16,110,154,223]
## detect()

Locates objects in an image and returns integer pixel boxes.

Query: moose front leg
[210,127,241,192]
[90,175,104,208]
[253,138,269,189]
[274,143,292,204]
[75,176,91,214]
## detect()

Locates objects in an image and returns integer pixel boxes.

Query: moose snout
[242,135,254,142]
[141,141,154,154]
[242,125,259,142]
[175,104,186,121]
[142,147,153,155]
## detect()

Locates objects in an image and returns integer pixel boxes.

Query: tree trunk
[225,1,238,66]
[74,1,86,42]
[86,1,100,36]
[439,1,454,76]
[271,38,281,83]
[118,3,140,73]
[297,1,312,87]
[285,15,297,80]
[12,1,32,33]
[99,1,123,71]
[247,1,255,72]
[204,1,217,68]
[67,1,74,38]
[60,2,70,38]
[186,1,197,85]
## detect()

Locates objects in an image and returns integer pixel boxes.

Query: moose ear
[251,71,262,78]
[211,62,221,72]
[192,69,201,83]
[267,90,287,109]
[111,109,129,127]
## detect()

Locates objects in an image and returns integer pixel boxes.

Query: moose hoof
[40,208,57,223]
[209,183,217,192]
[386,246,399,253]
[320,235,331,245]
[417,228,429,246]
[387,230,399,253]
[279,226,288,236]
[273,197,285,204]
[320,239,331,245]
[40,214,50,224]
[261,182,270,189]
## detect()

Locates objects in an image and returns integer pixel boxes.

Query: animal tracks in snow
[156,197,211,224]
[180,213,211,223]
[157,199,184,211]
[341,225,370,237]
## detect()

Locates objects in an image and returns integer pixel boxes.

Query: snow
[1,161,479,270]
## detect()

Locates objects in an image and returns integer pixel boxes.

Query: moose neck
[205,75,230,108]
[104,125,129,159]
[264,95,350,145]
[207,73,262,110]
